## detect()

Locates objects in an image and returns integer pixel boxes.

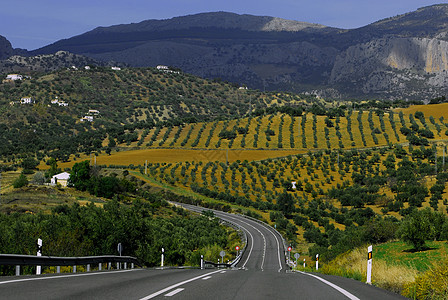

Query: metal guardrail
[0,254,142,267]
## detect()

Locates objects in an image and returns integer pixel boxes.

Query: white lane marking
[240,225,255,269]
[263,223,283,272]
[220,271,226,274]
[217,214,267,271]
[164,288,184,297]
[139,270,222,300]
[297,271,360,300]
[202,276,212,280]
[0,269,140,285]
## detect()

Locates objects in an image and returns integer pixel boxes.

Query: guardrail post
[87,264,90,272]
[131,263,134,269]
[124,262,127,269]
[57,266,60,273]
[116,262,120,270]
[108,262,111,270]
[73,265,76,273]
[99,263,102,271]
[15,265,20,276]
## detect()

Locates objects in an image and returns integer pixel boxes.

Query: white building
[80,116,94,122]
[20,97,34,104]
[51,97,68,106]
[88,109,100,115]
[50,172,70,187]
[6,74,23,81]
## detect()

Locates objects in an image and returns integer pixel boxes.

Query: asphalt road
[0,203,407,299]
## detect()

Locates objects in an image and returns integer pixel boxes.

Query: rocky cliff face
[329,36,448,98]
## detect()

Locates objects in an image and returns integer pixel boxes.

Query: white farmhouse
[80,116,94,122]
[50,172,70,187]
[6,74,23,81]
[20,97,34,104]
[88,109,100,115]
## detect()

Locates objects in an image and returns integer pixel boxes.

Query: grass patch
[374,241,448,272]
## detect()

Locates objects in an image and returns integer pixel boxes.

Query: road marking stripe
[139,270,222,300]
[202,276,212,280]
[297,271,360,300]
[263,223,283,272]
[164,288,184,297]
[220,271,226,274]
[220,215,267,271]
[0,269,139,285]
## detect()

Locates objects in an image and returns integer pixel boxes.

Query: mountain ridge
[3,5,448,100]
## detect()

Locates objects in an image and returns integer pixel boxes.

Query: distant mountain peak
[89,11,333,34]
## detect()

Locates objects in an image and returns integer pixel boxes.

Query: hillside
[12,5,448,100]
[0,66,311,161]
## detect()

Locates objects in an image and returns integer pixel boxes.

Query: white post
[201,255,204,270]
[145,160,148,175]
[57,266,60,273]
[87,264,90,272]
[161,248,164,267]
[367,245,373,284]
[36,238,42,275]
[131,263,134,269]
[315,254,319,271]
[124,262,127,269]
[303,259,306,268]
[15,265,20,276]
[73,265,76,273]
[99,263,102,271]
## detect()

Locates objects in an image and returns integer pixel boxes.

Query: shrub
[13,173,29,188]
[402,259,448,299]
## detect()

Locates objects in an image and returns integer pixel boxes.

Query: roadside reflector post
[161,248,165,267]
[57,266,60,273]
[87,264,90,272]
[73,265,76,273]
[303,259,306,268]
[98,263,102,271]
[201,255,204,270]
[316,254,319,271]
[15,265,20,276]
[36,238,42,275]
[367,245,373,284]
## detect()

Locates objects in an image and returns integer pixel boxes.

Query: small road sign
[287,246,292,251]
[220,251,226,258]
[235,246,240,251]
[294,253,300,260]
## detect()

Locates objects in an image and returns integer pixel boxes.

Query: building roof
[51,172,71,180]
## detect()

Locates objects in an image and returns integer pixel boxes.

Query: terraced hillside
[118,108,448,151]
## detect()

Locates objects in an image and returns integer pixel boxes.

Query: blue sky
[1,0,445,50]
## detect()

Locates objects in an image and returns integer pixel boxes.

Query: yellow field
[48,148,307,170]
[397,103,448,119]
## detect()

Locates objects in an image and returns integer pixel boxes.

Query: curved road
[0,203,406,299]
